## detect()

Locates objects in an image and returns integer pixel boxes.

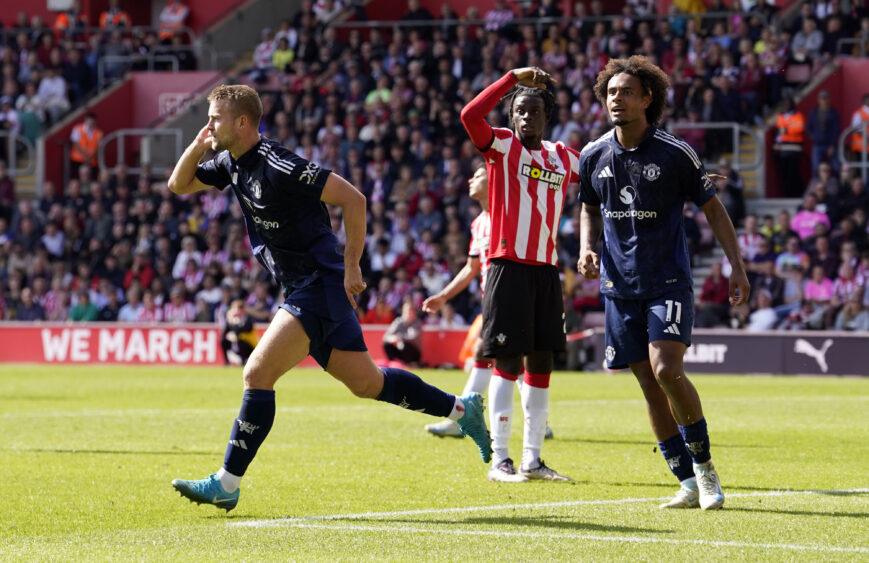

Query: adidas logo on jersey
[597,165,614,178]
[664,323,681,335]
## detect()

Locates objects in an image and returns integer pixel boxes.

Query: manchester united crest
[251,179,261,199]
[643,163,661,181]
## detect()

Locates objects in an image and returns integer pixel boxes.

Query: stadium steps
[692,197,801,296]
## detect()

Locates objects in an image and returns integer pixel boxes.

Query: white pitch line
[274,522,869,555]
[228,489,869,555]
[231,488,869,527]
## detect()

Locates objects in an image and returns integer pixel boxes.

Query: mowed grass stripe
[232,487,869,526]
[269,522,869,554]
[3,395,868,419]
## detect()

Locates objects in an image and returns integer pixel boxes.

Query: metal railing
[97,128,183,177]
[665,121,764,172]
[836,37,867,58]
[97,54,180,91]
[330,11,769,32]
[839,121,869,182]
[0,132,36,177]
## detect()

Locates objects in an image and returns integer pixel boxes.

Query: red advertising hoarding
[0,323,466,367]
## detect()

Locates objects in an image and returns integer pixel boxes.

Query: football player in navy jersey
[577,57,750,510]
[167,84,491,512]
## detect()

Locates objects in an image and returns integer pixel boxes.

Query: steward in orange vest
[70,113,104,169]
[100,0,132,30]
[849,94,869,154]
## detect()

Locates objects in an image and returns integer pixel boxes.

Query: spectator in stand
[484,0,516,35]
[775,235,810,305]
[164,285,196,323]
[738,214,765,261]
[835,294,869,330]
[100,0,132,31]
[382,298,423,365]
[695,262,731,328]
[70,113,103,179]
[360,294,395,324]
[0,160,14,222]
[791,16,824,66]
[98,284,123,321]
[158,0,189,43]
[774,97,806,197]
[314,0,345,25]
[806,161,841,199]
[746,289,778,331]
[839,176,869,216]
[750,259,785,309]
[250,28,276,85]
[803,264,835,328]
[810,234,840,280]
[69,289,99,321]
[791,193,831,241]
[806,90,841,177]
[14,287,46,321]
[117,286,143,322]
[402,0,434,40]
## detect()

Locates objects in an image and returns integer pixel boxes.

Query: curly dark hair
[592,55,670,126]
[505,82,556,127]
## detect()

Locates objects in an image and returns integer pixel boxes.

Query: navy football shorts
[280,274,367,369]
[603,288,694,369]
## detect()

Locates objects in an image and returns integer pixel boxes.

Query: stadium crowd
[2,0,869,337]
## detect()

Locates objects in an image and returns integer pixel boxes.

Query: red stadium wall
[43,80,133,192]
[765,59,869,197]
[0,324,467,367]
[43,71,222,191]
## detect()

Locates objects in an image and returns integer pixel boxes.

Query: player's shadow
[723,506,869,519]
[558,437,764,449]
[6,447,215,456]
[359,515,672,535]
[600,480,792,493]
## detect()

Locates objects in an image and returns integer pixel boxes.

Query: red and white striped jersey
[138,306,164,323]
[484,129,580,265]
[738,232,765,261]
[468,210,491,291]
[164,301,196,323]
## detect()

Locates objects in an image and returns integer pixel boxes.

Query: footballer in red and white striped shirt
[461,67,575,483]
[484,132,579,266]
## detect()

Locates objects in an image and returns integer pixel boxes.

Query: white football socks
[217,467,241,493]
[462,365,493,396]
[520,382,549,469]
[488,372,516,465]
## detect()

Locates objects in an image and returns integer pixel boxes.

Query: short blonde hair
[207,84,263,125]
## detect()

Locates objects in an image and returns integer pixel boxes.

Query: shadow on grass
[356,514,672,535]
[5,448,215,456]
[556,437,765,449]
[724,506,869,518]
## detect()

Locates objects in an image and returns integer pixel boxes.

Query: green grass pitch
[2,365,867,561]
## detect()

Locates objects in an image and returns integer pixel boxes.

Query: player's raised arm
[421,256,481,314]
[320,172,368,299]
[702,196,750,306]
[168,125,214,195]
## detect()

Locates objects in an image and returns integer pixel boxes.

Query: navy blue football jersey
[578,126,716,300]
[196,137,344,289]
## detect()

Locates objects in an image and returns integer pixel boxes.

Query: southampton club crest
[643,163,661,181]
[250,179,262,199]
